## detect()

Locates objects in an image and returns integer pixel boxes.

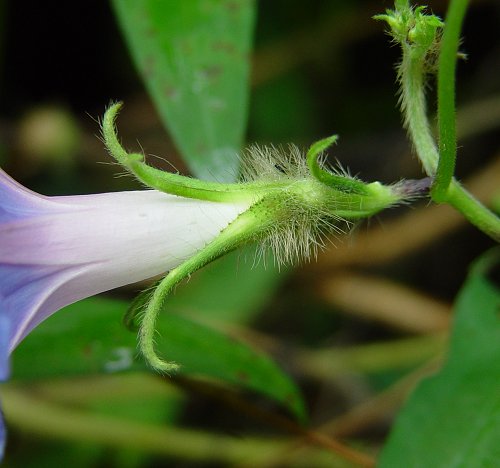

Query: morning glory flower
[0,101,430,457]
[0,168,248,353]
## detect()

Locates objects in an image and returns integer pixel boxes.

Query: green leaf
[12,296,305,421]
[168,246,286,324]
[111,0,256,182]
[380,248,500,467]
[249,73,318,141]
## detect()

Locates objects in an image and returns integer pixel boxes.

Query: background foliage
[1,0,499,466]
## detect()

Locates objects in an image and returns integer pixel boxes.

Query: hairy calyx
[103,102,429,373]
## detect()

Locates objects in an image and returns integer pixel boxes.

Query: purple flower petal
[0,168,54,223]
[0,263,87,347]
[0,315,9,381]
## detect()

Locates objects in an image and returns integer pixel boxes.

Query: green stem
[399,25,500,241]
[400,46,439,176]
[433,0,469,200]
[446,181,500,242]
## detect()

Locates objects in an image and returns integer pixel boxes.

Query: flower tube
[0,167,248,359]
[0,166,250,456]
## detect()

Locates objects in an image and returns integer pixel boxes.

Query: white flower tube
[0,168,248,352]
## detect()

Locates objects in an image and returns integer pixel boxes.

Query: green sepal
[138,203,270,373]
[374,3,443,61]
[123,280,161,331]
[102,102,256,203]
[306,135,370,195]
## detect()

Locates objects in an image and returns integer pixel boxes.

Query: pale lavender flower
[0,167,248,454]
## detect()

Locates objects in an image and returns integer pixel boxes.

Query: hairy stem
[398,19,500,241]
[399,46,439,176]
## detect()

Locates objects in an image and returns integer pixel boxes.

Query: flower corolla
[0,167,248,453]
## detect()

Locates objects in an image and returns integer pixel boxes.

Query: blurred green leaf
[380,248,500,467]
[249,72,318,142]
[168,246,285,324]
[40,373,185,425]
[12,296,305,421]
[90,383,181,468]
[111,0,256,182]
